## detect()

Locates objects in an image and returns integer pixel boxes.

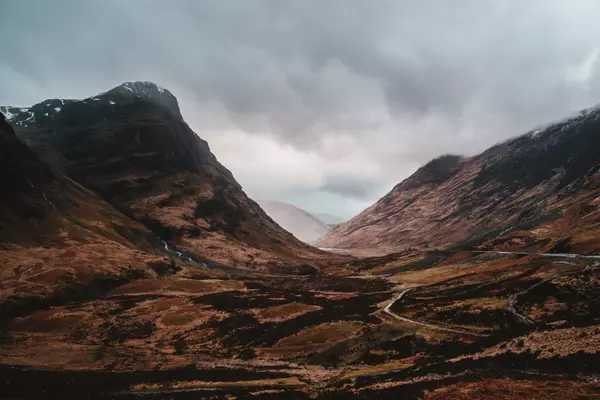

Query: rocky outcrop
[318,106,600,253]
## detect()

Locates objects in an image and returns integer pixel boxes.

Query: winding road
[383,251,600,334]
[383,288,490,337]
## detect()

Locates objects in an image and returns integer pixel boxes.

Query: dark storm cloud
[1,0,599,217]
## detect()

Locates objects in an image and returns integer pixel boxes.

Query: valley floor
[2,247,600,399]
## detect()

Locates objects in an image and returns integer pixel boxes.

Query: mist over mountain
[257,200,331,244]
[313,212,345,225]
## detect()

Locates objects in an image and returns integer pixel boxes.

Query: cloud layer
[2,0,600,218]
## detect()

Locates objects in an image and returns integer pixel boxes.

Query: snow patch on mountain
[1,81,180,128]
[0,106,15,120]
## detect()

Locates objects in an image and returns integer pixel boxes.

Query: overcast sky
[2,1,600,219]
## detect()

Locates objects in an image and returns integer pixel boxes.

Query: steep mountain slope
[0,112,168,320]
[257,200,331,243]
[318,106,600,253]
[2,82,324,272]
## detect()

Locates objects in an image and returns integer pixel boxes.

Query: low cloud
[2,0,600,218]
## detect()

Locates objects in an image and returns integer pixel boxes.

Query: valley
[1,83,600,399]
[3,247,599,399]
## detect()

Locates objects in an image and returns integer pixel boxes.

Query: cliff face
[2,82,324,272]
[318,107,600,254]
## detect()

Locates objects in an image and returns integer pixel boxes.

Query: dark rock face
[319,106,600,252]
[0,113,59,236]
[13,96,217,203]
[0,113,53,202]
[3,82,195,181]
[101,81,181,116]
[2,82,320,269]
[0,107,161,248]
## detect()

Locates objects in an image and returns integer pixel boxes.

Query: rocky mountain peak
[101,81,181,116]
[0,81,180,129]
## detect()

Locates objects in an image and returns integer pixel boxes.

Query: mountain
[0,111,171,323]
[318,106,600,254]
[314,212,344,225]
[2,82,325,273]
[257,200,331,243]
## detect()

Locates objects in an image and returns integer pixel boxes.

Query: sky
[1,1,600,219]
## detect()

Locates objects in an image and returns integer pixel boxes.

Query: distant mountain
[2,81,325,273]
[258,200,331,243]
[314,212,345,225]
[318,106,600,254]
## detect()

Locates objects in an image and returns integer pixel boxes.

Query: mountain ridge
[318,104,600,254]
